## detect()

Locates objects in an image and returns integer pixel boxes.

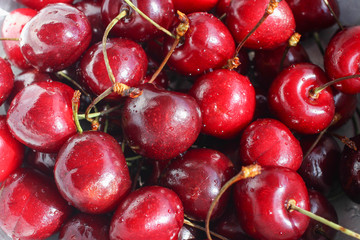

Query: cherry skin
[101,0,175,42]
[141,57,170,89]
[26,150,57,176]
[324,26,360,94]
[240,118,303,171]
[234,166,310,240]
[268,63,335,134]
[121,83,202,161]
[0,58,14,106]
[110,186,184,240]
[59,213,110,240]
[54,131,131,214]
[79,38,148,100]
[172,0,219,13]
[0,168,73,240]
[14,0,74,11]
[0,115,25,182]
[189,69,255,139]
[1,8,37,70]
[216,0,231,17]
[163,12,235,76]
[331,88,357,129]
[160,148,235,221]
[20,3,92,72]
[7,81,76,153]
[226,0,295,49]
[178,225,201,240]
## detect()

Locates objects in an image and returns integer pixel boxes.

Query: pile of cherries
[0,0,360,239]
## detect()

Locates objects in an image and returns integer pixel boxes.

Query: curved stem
[322,0,343,30]
[72,90,83,134]
[183,219,229,240]
[331,133,358,151]
[279,32,301,71]
[0,38,19,41]
[56,71,91,98]
[78,104,122,120]
[313,32,325,56]
[131,159,144,191]
[85,86,114,123]
[126,155,143,161]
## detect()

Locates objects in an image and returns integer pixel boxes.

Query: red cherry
[121,84,202,161]
[189,69,255,139]
[331,88,357,129]
[215,0,231,17]
[54,131,131,214]
[110,186,184,240]
[163,12,235,76]
[324,26,360,94]
[234,166,310,240]
[1,8,37,69]
[19,3,92,72]
[178,224,200,240]
[268,63,335,134]
[160,148,235,221]
[7,81,76,153]
[226,0,295,49]
[240,118,303,171]
[0,58,14,106]
[26,150,57,176]
[101,0,175,42]
[13,0,74,11]
[172,0,219,13]
[0,168,73,240]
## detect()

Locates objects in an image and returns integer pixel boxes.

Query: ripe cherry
[0,58,14,106]
[26,150,57,176]
[13,0,74,11]
[331,88,357,129]
[172,0,219,13]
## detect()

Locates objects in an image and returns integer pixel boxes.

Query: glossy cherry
[240,118,303,171]
[234,166,310,240]
[14,0,74,11]
[0,58,14,106]
[216,0,231,17]
[0,168,73,240]
[110,186,184,240]
[178,225,200,240]
[26,150,57,176]
[172,0,219,13]
[226,0,295,49]
[331,88,357,129]
[189,69,255,139]
[1,8,37,69]
[54,131,131,214]
[268,63,335,134]
[101,0,175,42]
[20,3,92,72]
[121,83,202,161]
[163,12,235,76]
[7,81,76,153]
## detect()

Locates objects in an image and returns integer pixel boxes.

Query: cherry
[226,0,295,49]
[163,12,235,76]
[234,166,310,240]
[189,69,255,139]
[0,168,73,240]
[178,224,201,240]
[240,118,303,171]
[324,26,360,94]
[19,3,92,72]
[54,131,131,214]
[13,0,74,11]
[121,83,202,161]
[268,63,335,134]
[1,8,37,70]
[215,0,231,17]
[79,38,148,100]
[59,213,110,240]
[141,57,170,89]
[160,148,235,221]
[0,58,14,106]
[26,150,57,176]
[172,0,219,13]
[109,185,184,240]
[298,134,341,195]
[7,81,76,153]
[101,0,175,42]
[331,88,357,129]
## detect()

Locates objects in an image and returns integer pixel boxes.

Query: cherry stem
[205,164,262,240]
[313,32,325,56]
[56,71,92,98]
[322,0,343,30]
[126,155,142,161]
[279,32,301,71]
[131,158,143,191]
[78,104,122,120]
[0,37,19,41]
[234,0,279,57]
[72,90,83,134]
[331,133,358,151]
[219,13,227,21]
[287,200,360,239]
[123,0,176,39]
[183,219,229,240]
[103,9,128,85]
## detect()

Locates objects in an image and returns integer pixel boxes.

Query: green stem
[57,71,91,98]
[126,155,143,161]
[311,74,360,98]
[313,32,325,56]
[78,104,122,120]
[322,0,343,30]
[72,91,83,134]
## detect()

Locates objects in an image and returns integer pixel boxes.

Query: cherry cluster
[0,0,359,240]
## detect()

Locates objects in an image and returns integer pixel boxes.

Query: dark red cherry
[121,84,202,161]
[14,0,74,11]
[285,0,340,33]
[298,134,340,195]
[79,38,147,100]
[59,213,110,240]
[331,88,357,129]
[216,0,231,17]
[163,12,235,76]
[299,190,338,240]
[1,8,36,69]
[54,131,131,214]
[110,186,184,240]
[19,3,92,72]
[240,118,303,171]
[101,0,175,42]
[7,81,76,153]
[26,150,57,176]
[0,168,73,240]
[161,148,235,221]
[0,115,24,182]
[324,26,360,94]
[172,0,219,13]
[226,0,295,49]
[189,69,255,139]
[0,58,14,106]
[268,63,335,134]
[234,166,310,240]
